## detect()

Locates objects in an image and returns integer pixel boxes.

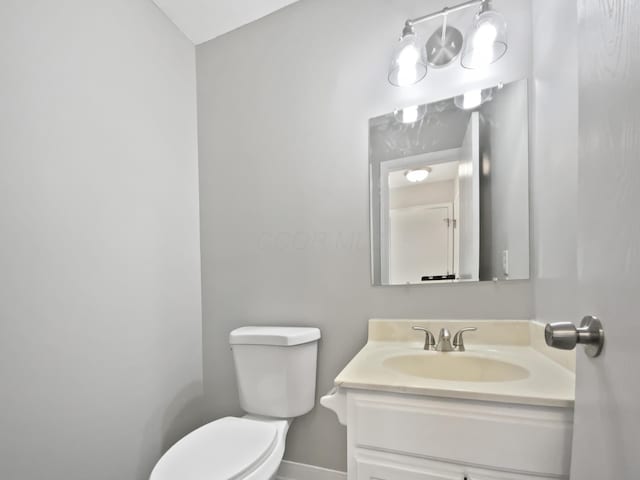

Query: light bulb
[463,90,482,109]
[453,87,494,110]
[471,23,498,67]
[405,169,430,183]
[388,28,427,87]
[396,44,420,86]
[394,104,427,124]
[460,9,508,69]
[401,106,419,123]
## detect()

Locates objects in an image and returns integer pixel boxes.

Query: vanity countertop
[333,319,576,408]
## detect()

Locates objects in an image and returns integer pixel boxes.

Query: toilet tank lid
[229,326,321,346]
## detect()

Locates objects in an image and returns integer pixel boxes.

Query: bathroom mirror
[370,78,529,285]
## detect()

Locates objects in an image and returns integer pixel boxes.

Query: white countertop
[333,319,576,408]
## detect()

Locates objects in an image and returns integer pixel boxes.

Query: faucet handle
[453,327,477,352]
[412,326,435,350]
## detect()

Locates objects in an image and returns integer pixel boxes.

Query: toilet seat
[150,417,282,480]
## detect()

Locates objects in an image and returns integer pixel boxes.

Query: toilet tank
[229,326,321,418]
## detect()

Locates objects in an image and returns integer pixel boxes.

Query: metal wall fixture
[388,0,508,87]
[545,316,605,358]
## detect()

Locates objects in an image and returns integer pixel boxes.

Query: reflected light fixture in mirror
[388,24,428,87]
[454,87,494,110]
[460,2,508,69]
[405,168,432,183]
[394,104,427,124]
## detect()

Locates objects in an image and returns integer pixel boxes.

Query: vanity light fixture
[460,2,508,69]
[460,1,508,69]
[388,24,428,87]
[405,168,432,183]
[453,82,502,110]
[453,87,493,110]
[394,104,427,124]
[388,0,508,86]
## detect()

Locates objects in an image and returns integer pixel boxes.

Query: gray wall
[196,0,533,471]
[0,1,203,479]
[530,0,579,325]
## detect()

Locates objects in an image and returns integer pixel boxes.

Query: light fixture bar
[405,0,486,28]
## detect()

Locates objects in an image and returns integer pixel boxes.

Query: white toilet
[150,326,321,480]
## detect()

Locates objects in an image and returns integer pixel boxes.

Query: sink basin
[383,353,530,382]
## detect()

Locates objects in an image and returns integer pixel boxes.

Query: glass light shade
[460,10,508,69]
[394,104,428,124]
[454,87,494,110]
[388,32,428,87]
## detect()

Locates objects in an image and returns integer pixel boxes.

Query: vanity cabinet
[355,454,550,480]
[344,389,573,480]
[320,320,576,480]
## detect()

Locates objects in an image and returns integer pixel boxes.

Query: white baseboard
[276,460,347,480]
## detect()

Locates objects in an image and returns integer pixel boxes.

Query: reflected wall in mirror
[370,78,530,285]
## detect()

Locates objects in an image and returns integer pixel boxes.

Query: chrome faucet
[413,326,477,352]
[436,328,454,351]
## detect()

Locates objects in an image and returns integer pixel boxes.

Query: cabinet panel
[349,391,572,477]
[354,449,562,480]
[356,456,462,480]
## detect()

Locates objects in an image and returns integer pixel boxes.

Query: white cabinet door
[354,454,556,480]
[349,392,571,476]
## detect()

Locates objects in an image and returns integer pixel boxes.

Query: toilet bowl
[150,326,321,480]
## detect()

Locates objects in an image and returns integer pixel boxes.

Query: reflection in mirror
[370,78,530,285]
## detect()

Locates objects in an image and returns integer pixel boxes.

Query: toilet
[150,326,321,480]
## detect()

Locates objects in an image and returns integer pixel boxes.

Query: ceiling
[388,156,461,189]
[152,0,300,44]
